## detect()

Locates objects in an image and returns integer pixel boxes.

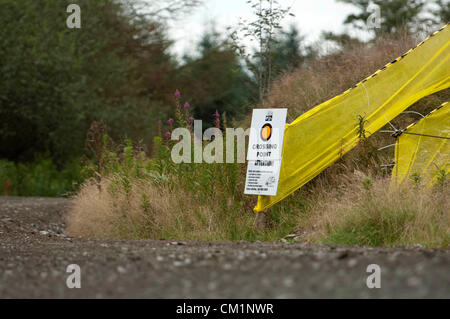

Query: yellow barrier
[391,102,449,187]
[255,24,450,212]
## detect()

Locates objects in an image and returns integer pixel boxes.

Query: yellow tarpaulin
[391,102,449,186]
[255,24,450,212]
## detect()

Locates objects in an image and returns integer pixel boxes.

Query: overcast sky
[168,0,369,57]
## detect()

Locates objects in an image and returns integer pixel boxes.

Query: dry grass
[300,172,449,248]
[67,176,221,240]
[67,175,259,241]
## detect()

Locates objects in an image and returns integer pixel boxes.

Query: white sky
[168,0,370,57]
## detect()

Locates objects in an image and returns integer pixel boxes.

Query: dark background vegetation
[0,0,448,196]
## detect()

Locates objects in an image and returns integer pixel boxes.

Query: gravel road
[0,196,449,298]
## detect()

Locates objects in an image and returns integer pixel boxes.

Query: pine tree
[271,24,316,74]
[432,0,450,25]
[337,0,427,35]
[177,30,256,125]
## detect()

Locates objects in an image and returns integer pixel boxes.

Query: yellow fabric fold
[391,102,449,187]
[255,24,450,212]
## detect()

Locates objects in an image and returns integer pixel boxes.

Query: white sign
[244,108,287,196]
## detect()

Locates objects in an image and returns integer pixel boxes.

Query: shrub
[0,0,173,165]
[0,157,82,197]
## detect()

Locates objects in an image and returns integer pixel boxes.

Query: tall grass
[67,136,296,241]
[302,173,449,248]
[67,30,449,247]
[68,115,283,241]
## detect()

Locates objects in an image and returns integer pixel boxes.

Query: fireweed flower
[174,90,181,99]
[165,131,171,139]
[184,102,190,109]
[187,116,194,131]
[157,120,162,137]
[167,118,174,130]
[214,110,220,128]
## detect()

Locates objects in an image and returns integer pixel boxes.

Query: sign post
[244,109,287,197]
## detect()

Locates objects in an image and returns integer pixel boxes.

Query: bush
[0,157,82,197]
[0,0,173,165]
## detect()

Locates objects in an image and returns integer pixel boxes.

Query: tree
[133,0,203,20]
[322,31,363,49]
[431,0,450,25]
[176,30,256,125]
[271,24,316,74]
[337,0,428,36]
[231,0,292,106]
[0,0,175,164]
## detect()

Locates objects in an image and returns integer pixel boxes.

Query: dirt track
[0,196,449,298]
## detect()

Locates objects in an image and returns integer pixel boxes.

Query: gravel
[0,196,449,298]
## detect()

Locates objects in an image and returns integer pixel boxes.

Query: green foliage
[433,168,447,190]
[0,157,82,197]
[432,0,450,24]
[410,172,421,186]
[323,207,416,246]
[0,0,173,165]
[327,0,449,46]
[337,0,428,35]
[356,114,370,140]
[231,0,293,105]
[362,178,373,190]
[322,31,363,48]
[177,30,256,125]
[271,24,317,74]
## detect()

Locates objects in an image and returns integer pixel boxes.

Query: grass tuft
[305,173,449,248]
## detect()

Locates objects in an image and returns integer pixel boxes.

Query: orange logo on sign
[261,124,272,141]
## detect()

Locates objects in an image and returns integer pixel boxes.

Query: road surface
[0,197,449,298]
